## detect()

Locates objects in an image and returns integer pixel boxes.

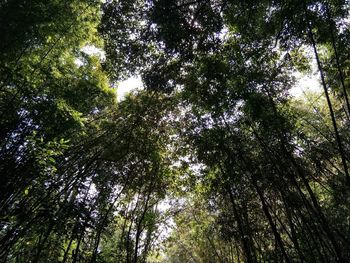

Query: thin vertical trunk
[286,149,346,262]
[216,144,256,263]
[262,79,347,261]
[72,228,85,263]
[293,209,320,262]
[281,194,306,262]
[62,227,75,263]
[126,191,142,263]
[126,220,134,263]
[133,197,150,263]
[118,207,130,259]
[32,222,54,263]
[90,182,127,262]
[326,5,350,119]
[308,21,350,187]
[235,243,241,263]
[226,186,255,263]
[251,176,291,263]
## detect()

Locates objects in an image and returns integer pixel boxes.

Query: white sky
[290,52,322,97]
[77,45,144,101]
[81,45,106,60]
[79,45,322,101]
[291,71,321,97]
[117,72,321,101]
[117,76,143,101]
[75,45,106,66]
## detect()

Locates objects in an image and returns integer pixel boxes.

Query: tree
[1,0,350,262]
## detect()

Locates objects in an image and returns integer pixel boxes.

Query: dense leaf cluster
[1,0,350,262]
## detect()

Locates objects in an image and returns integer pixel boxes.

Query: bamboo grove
[1,0,350,262]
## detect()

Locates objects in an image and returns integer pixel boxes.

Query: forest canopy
[1,0,350,262]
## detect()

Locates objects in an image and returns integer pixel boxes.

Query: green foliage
[1,0,350,262]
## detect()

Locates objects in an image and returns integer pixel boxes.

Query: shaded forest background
[1,0,350,262]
